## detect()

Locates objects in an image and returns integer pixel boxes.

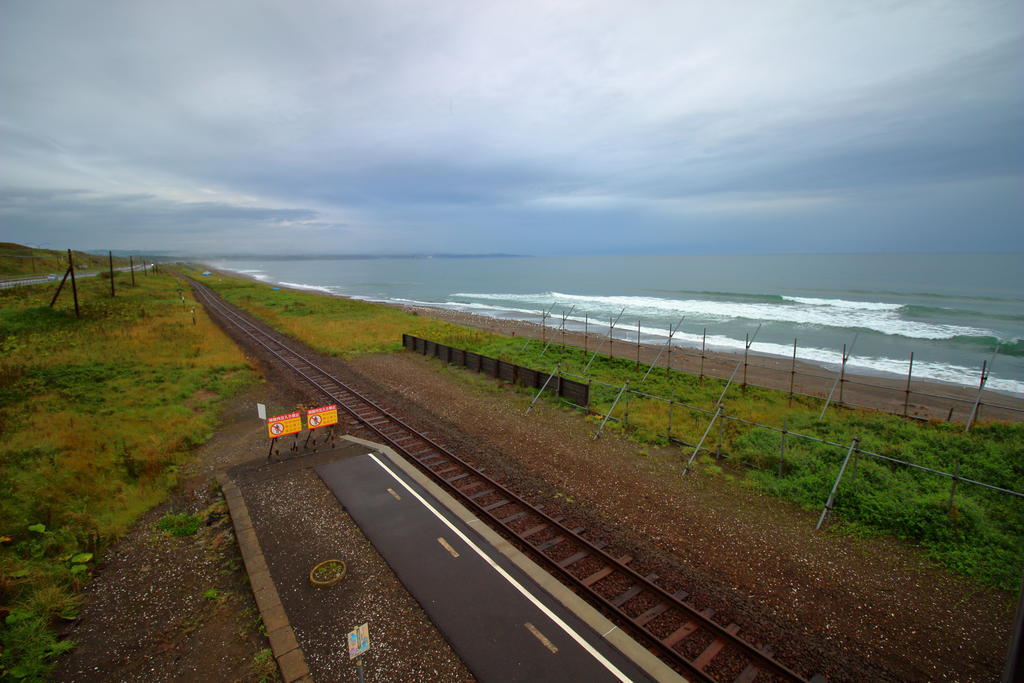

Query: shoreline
[204,266,1024,423]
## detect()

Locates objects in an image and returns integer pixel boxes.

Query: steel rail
[190,280,808,682]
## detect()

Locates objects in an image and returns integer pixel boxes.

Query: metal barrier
[402,334,589,408]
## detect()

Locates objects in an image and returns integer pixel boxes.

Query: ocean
[204,252,1024,396]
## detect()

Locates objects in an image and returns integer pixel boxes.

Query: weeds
[157,514,203,537]
[250,647,277,681]
[0,270,255,678]
[201,588,225,601]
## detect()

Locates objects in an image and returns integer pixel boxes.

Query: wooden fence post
[965,348,998,432]
[699,328,706,381]
[636,319,641,368]
[789,339,797,406]
[68,250,80,318]
[49,266,71,308]
[904,352,914,417]
[838,343,847,405]
[742,333,749,392]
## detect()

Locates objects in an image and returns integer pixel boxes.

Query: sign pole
[266,411,302,460]
[347,622,371,680]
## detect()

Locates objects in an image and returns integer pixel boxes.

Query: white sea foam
[451,291,993,341]
[277,281,338,294]
[558,315,1022,395]
[350,296,544,319]
[227,268,272,281]
[781,296,903,311]
[418,299,1019,394]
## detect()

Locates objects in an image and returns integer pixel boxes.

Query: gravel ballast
[229,454,475,682]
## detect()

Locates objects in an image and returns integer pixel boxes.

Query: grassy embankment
[0,269,255,678]
[193,271,1024,591]
[0,243,132,278]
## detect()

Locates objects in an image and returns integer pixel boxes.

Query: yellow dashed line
[386,488,401,500]
[437,537,460,558]
[525,622,558,654]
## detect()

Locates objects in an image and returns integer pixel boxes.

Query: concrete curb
[339,435,684,683]
[217,474,314,683]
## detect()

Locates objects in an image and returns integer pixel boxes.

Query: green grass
[250,647,277,682]
[157,514,203,537]
[190,269,1024,590]
[0,270,255,679]
[458,339,1024,589]
[180,265,492,358]
[0,242,133,278]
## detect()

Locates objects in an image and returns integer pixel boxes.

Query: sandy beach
[395,302,1024,421]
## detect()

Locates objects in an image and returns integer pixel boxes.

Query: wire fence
[404,333,1023,513]
[565,371,1023,503]
[523,308,1023,426]
[402,333,1024,540]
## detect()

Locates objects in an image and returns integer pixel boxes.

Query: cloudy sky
[1,1,1021,256]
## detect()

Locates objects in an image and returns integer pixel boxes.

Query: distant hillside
[0,243,131,277]
[187,252,529,261]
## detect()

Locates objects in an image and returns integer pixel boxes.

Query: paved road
[0,265,149,290]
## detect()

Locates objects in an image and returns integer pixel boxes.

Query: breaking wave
[451,291,994,341]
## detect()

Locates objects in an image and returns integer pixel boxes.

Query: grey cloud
[0,1,1021,255]
[0,188,316,223]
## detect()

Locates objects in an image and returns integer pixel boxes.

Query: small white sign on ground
[347,622,370,659]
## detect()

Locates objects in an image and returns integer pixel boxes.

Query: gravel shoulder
[227,450,475,682]
[51,359,476,681]
[51,382,288,682]
[344,350,1018,681]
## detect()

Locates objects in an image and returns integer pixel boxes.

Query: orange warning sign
[267,411,301,438]
[306,404,338,430]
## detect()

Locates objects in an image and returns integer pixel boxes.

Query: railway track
[191,280,813,683]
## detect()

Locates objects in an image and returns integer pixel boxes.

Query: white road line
[368,453,633,683]
[525,622,559,654]
[437,536,461,558]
